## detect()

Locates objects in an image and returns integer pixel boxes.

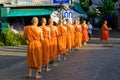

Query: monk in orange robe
[73,20,83,49]
[57,20,67,61]
[64,19,72,52]
[82,20,89,45]
[47,18,58,66]
[24,17,42,79]
[39,18,51,71]
[71,23,75,49]
[100,20,112,46]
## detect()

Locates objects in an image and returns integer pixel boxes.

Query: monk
[57,19,67,61]
[82,20,89,45]
[73,20,83,49]
[24,17,42,79]
[39,18,51,71]
[71,22,75,49]
[100,20,112,46]
[64,19,72,52]
[47,18,58,66]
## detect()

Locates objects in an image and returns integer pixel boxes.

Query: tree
[79,0,89,11]
[89,0,93,6]
[113,0,118,2]
[88,8,96,18]
[98,0,115,17]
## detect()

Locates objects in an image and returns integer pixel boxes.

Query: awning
[6,8,54,17]
[72,2,87,18]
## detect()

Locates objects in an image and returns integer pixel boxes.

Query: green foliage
[0,42,4,46]
[79,0,89,11]
[87,8,96,18]
[3,28,20,46]
[98,0,115,17]
[15,31,28,45]
[1,28,28,46]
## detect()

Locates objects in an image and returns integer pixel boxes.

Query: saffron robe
[24,25,42,69]
[74,25,83,47]
[49,27,58,60]
[65,24,72,49]
[57,25,67,54]
[71,25,75,48]
[100,24,109,40]
[41,27,50,64]
[82,24,89,42]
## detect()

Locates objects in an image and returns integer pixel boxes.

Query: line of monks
[24,17,90,79]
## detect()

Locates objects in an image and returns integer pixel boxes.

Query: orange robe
[65,24,72,49]
[24,25,42,69]
[71,26,75,48]
[49,28,58,60]
[74,25,83,47]
[82,24,89,42]
[100,24,109,40]
[41,27,50,64]
[57,25,67,54]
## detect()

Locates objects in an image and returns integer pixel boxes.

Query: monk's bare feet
[52,63,57,67]
[75,47,79,50]
[63,57,66,61]
[58,58,61,62]
[46,68,51,72]
[108,43,112,47]
[25,75,33,79]
[38,71,41,74]
[35,75,42,79]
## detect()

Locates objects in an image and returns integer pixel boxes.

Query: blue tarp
[103,14,117,19]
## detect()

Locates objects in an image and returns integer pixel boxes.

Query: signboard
[33,0,50,2]
[53,0,69,3]
[63,10,73,19]
[63,10,73,23]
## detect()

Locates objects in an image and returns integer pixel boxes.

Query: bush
[0,27,28,46]
[2,28,21,46]
[0,42,4,46]
[15,31,28,45]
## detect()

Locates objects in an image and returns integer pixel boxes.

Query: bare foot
[35,75,42,79]
[58,58,61,62]
[25,75,33,79]
[63,57,67,61]
[46,68,51,72]
[108,43,112,47]
[52,63,58,67]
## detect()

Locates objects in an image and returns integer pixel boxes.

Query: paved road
[0,30,120,80]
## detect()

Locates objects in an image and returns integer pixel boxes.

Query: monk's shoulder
[24,25,32,30]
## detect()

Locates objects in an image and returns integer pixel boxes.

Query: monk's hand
[109,28,112,30]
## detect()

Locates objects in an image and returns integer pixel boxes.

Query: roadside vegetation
[0,28,28,46]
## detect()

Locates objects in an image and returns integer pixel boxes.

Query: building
[0,0,87,32]
[0,0,60,32]
[115,0,120,29]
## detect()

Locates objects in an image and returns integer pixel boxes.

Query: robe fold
[41,27,50,64]
[49,28,58,60]
[65,24,72,49]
